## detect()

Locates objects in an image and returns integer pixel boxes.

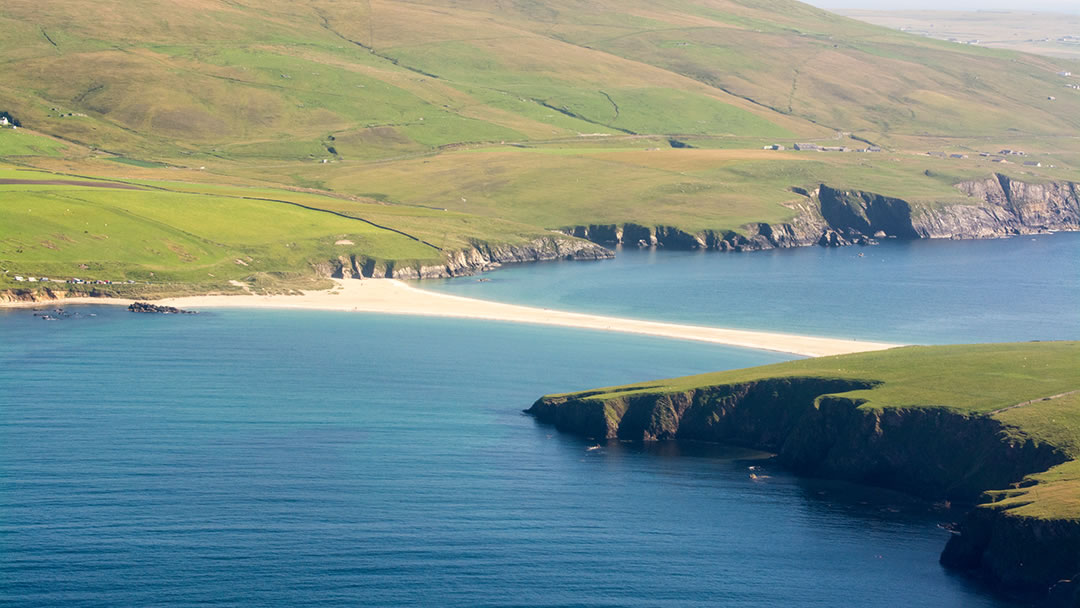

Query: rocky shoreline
[314,173,1079,281]
[941,507,1080,606]
[560,175,1080,253]
[318,234,614,280]
[527,379,1080,606]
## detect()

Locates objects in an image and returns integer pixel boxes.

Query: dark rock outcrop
[128,302,196,314]
[528,379,1065,501]
[942,507,1080,604]
[560,175,1079,252]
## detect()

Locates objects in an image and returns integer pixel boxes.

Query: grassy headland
[543,342,1080,418]
[529,342,1080,597]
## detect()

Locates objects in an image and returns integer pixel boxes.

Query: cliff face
[319,234,614,280]
[941,507,1080,605]
[528,381,1078,602]
[529,379,1065,501]
[562,175,1080,252]
[935,175,1080,238]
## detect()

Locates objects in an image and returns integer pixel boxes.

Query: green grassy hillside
[3,0,1078,158]
[2,0,1079,286]
[0,167,558,292]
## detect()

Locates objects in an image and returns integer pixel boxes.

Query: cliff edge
[527,343,1080,604]
[562,174,1080,252]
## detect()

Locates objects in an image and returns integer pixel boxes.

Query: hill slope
[3,0,1079,156]
[1,0,1079,288]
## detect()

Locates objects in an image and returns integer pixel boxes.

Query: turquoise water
[1,305,1021,606]
[425,233,1080,344]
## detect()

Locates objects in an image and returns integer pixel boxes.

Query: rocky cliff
[528,380,1077,603]
[528,379,1065,501]
[941,507,1080,607]
[318,234,614,280]
[562,175,1080,251]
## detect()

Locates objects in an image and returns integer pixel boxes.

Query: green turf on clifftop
[544,341,1080,520]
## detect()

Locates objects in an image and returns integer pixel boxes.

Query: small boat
[586,445,602,452]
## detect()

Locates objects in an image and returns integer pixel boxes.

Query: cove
[423,231,1080,345]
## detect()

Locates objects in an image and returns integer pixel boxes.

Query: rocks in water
[818,230,851,247]
[127,302,196,314]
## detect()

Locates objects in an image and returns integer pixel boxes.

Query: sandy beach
[4,279,900,357]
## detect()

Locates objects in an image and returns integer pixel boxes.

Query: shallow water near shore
[1,304,1026,606]
[426,232,1080,344]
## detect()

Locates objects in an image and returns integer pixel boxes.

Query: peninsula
[528,342,1080,605]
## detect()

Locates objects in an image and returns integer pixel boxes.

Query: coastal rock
[319,234,613,280]
[941,507,1080,602]
[1,288,60,304]
[559,175,1079,252]
[527,379,1065,501]
[127,302,196,314]
[0,287,110,304]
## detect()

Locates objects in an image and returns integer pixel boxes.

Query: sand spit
[4,279,900,357]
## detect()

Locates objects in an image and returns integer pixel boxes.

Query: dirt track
[0,179,143,189]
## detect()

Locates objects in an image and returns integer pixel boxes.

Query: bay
[425,232,1080,344]
[1,302,1022,606]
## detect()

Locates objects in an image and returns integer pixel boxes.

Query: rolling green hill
[1,0,1079,288]
[3,0,1079,156]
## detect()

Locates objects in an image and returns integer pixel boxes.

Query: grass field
[1,0,1079,286]
[0,129,66,157]
[309,146,1017,232]
[0,167,515,291]
[544,342,1080,520]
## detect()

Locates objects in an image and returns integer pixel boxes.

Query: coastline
[1,279,900,357]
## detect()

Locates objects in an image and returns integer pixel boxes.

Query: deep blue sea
[4,234,1076,607]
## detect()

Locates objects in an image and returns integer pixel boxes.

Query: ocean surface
[5,234,1075,607]
[426,232,1080,344]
